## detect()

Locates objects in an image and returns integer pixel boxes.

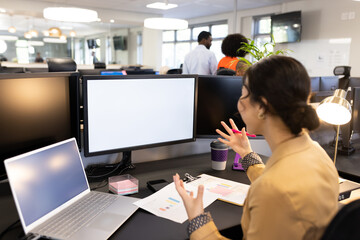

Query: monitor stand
[86,151,135,180]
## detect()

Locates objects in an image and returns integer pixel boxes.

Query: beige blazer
[190,133,339,240]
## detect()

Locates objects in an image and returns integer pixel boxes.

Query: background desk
[0,151,250,240]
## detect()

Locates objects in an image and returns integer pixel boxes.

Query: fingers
[229,118,238,130]
[220,121,234,135]
[196,185,204,201]
[215,129,230,141]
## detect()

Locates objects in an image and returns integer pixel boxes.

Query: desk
[0,151,250,240]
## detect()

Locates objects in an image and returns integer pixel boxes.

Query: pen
[231,129,256,138]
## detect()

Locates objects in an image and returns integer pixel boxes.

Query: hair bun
[281,103,319,135]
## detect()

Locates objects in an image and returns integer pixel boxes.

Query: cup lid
[210,140,228,149]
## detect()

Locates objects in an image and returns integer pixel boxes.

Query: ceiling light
[30,30,39,38]
[69,30,76,37]
[43,7,98,23]
[48,27,62,37]
[110,19,115,23]
[146,2,178,10]
[43,37,67,43]
[24,32,32,39]
[0,35,19,41]
[59,35,67,41]
[144,18,188,30]
[0,8,6,13]
[8,26,16,33]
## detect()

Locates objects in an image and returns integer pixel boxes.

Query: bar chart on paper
[187,174,250,206]
[134,183,219,223]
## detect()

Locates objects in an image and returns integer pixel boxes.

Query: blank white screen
[86,78,196,153]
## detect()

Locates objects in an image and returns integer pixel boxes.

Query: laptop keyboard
[36,192,118,239]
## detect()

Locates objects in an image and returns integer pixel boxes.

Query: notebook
[4,138,139,240]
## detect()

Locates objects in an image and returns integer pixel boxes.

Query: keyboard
[35,192,118,239]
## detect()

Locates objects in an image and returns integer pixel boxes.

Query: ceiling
[0,0,300,37]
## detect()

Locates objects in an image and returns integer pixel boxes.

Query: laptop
[4,138,139,240]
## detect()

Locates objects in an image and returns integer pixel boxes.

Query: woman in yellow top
[174,55,339,240]
[217,34,248,72]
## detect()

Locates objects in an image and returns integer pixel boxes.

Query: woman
[174,55,339,240]
[217,33,248,72]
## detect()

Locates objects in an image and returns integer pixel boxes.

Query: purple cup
[210,140,228,170]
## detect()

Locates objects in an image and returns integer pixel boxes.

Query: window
[253,15,273,53]
[137,33,143,64]
[162,22,228,69]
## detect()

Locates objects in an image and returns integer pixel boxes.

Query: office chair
[94,62,106,69]
[320,199,360,240]
[47,58,77,72]
[166,68,182,74]
[216,68,236,76]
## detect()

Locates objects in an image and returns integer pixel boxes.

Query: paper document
[134,182,219,223]
[187,174,250,206]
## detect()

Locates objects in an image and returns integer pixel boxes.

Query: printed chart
[187,174,250,206]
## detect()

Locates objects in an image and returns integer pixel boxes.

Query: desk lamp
[316,66,352,165]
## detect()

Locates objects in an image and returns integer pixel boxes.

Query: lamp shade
[316,89,352,125]
[144,18,188,30]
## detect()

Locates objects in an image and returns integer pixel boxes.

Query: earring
[257,112,265,120]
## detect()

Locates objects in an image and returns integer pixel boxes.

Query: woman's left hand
[216,119,253,158]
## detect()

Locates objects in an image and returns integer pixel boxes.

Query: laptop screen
[5,138,89,230]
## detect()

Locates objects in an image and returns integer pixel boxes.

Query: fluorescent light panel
[146,2,178,10]
[43,7,98,23]
[0,35,19,41]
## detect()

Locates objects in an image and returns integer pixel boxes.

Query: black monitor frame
[82,74,198,159]
[0,72,81,180]
[271,11,302,44]
[196,75,245,138]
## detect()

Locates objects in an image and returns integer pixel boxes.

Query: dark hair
[221,34,248,57]
[243,55,319,135]
[197,31,211,43]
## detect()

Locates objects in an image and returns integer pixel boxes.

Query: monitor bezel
[0,72,81,180]
[82,74,198,157]
[271,11,302,44]
[196,75,245,139]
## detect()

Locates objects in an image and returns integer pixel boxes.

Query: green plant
[237,36,292,66]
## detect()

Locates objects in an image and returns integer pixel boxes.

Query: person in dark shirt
[35,52,44,63]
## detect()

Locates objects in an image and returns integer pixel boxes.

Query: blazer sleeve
[246,164,265,183]
[190,221,231,240]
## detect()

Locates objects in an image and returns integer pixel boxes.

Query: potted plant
[237,36,291,66]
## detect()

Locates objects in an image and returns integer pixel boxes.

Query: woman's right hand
[173,173,204,221]
[216,119,253,158]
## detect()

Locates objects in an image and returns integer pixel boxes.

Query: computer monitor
[82,74,197,159]
[0,72,81,180]
[320,76,339,91]
[100,70,127,76]
[196,75,245,138]
[125,69,156,75]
